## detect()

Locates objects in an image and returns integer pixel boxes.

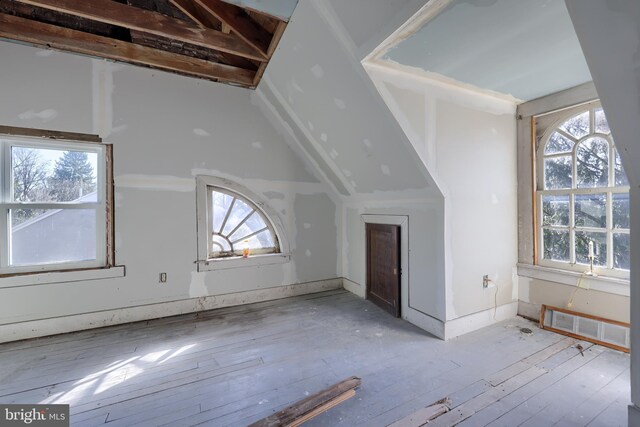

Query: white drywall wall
[365,62,519,326]
[261,0,449,337]
[0,42,341,337]
[564,0,640,420]
[264,1,437,197]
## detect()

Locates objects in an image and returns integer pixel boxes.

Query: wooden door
[366,223,401,317]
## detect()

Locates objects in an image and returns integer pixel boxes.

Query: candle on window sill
[243,240,250,258]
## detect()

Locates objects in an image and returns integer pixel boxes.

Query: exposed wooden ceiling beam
[0,12,256,86]
[167,0,258,70]
[14,0,268,61]
[168,0,220,29]
[193,0,271,58]
[253,21,287,86]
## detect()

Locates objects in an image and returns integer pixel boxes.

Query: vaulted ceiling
[382,0,592,102]
[0,0,293,88]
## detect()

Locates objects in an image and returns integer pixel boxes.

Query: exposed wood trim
[363,0,453,63]
[0,265,120,279]
[249,376,361,426]
[0,13,256,86]
[542,324,629,354]
[253,20,286,86]
[194,0,271,57]
[168,0,220,29]
[517,82,598,118]
[289,390,356,427]
[542,304,630,328]
[15,0,268,61]
[0,124,101,143]
[105,144,115,267]
[540,305,630,353]
[531,116,538,265]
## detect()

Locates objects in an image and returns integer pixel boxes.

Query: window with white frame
[208,187,279,258]
[196,176,288,270]
[536,104,630,277]
[0,135,110,274]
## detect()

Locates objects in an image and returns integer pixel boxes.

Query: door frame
[362,215,409,321]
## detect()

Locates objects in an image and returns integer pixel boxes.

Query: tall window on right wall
[537,103,630,278]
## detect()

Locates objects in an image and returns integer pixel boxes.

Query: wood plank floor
[0,290,630,426]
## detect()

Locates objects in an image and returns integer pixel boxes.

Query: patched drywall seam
[0,41,342,335]
[92,59,113,137]
[190,167,341,285]
[255,77,356,196]
[115,175,195,192]
[365,60,518,324]
[294,194,338,282]
[267,0,439,196]
[365,60,518,114]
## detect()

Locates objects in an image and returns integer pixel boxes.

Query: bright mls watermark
[1,405,69,426]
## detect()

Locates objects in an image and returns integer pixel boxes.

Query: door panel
[366,223,400,317]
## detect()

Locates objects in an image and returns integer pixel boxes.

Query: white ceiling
[383,0,592,101]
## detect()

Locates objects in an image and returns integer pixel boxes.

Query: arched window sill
[197,253,290,271]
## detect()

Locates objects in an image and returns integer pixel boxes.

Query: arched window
[196,176,289,271]
[209,188,279,258]
[537,105,630,276]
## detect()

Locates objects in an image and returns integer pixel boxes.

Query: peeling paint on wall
[92,59,114,137]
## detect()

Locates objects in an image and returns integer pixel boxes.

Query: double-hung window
[536,103,630,278]
[0,134,111,274]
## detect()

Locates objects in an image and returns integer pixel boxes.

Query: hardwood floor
[0,290,629,426]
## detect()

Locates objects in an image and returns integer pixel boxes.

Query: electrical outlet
[159,273,167,283]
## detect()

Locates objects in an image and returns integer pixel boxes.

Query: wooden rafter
[193,0,271,57]
[166,0,259,70]
[253,20,287,86]
[0,12,256,86]
[0,0,289,88]
[168,0,220,29]
[14,0,268,61]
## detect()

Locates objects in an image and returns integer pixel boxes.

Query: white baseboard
[0,278,343,344]
[405,309,445,340]
[342,277,365,298]
[517,300,541,321]
[629,405,640,427]
[444,301,519,340]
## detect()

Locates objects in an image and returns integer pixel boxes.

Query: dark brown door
[366,223,400,317]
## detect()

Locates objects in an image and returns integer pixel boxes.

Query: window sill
[198,253,290,271]
[0,265,126,289]
[517,263,629,297]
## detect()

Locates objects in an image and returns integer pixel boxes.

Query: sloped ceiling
[260,0,437,198]
[384,0,592,102]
